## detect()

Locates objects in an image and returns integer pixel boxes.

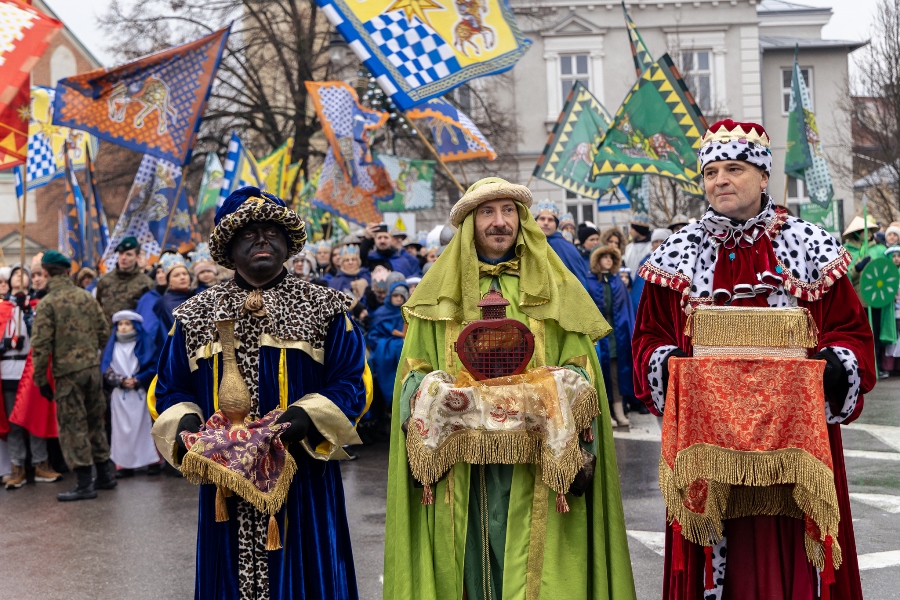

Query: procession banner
[785,48,833,208]
[62,150,87,269]
[317,0,531,110]
[622,2,653,78]
[257,138,293,198]
[406,98,496,162]
[102,154,194,270]
[591,54,705,196]
[375,153,435,212]
[218,132,261,206]
[0,0,62,169]
[313,147,383,227]
[19,87,98,190]
[196,151,224,215]
[84,146,110,268]
[305,81,392,201]
[53,27,231,166]
[533,81,621,200]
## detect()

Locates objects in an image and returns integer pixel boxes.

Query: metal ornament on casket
[454,288,535,380]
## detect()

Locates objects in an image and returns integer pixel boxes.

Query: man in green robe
[383,178,636,600]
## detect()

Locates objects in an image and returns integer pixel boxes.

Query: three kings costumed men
[151,187,367,600]
[633,120,875,600]
[383,177,636,600]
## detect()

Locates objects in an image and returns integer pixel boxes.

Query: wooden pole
[525,174,534,188]
[19,163,27,269]
[457,161,469,188]
[160,164,190,251]
[405,114,464,193]
[783,174,790,207]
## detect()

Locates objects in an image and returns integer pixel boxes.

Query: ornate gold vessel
[216,320,251,428]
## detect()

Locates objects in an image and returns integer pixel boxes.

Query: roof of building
[757,0,832,15]
[854,165,898,190]
[759,36,868,52]
[35,0,104,68]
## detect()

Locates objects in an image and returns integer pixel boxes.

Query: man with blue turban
[151,187,368,600]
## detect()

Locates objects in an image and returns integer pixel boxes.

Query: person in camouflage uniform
[31,251,114,501]
[95,237,153,321]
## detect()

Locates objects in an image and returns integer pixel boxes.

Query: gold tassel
[215,485,229,522]
[266,514,282,551]
[556,492,569,513]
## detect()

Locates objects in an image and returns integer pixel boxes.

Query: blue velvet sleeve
[319,313,367,419]
[154,321,202,416]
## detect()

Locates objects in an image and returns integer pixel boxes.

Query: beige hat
[448,177,533,227]
[842,215,879,238]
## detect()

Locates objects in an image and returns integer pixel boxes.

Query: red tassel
[704,546,714,590]
[821,535,835,600]
[581,425,594,443]
[421,484,434,505]
[556,492,570,513]
[672,521,684,573]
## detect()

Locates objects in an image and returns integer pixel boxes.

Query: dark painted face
[230,221,289,283]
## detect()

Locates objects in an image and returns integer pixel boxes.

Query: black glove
[175,414,203,463]
[39,384,54,401]
[275,405,326,447]
[854,256,872,273]
[812,348,850,415]
[661,349,689,401]
[13,292,28,309]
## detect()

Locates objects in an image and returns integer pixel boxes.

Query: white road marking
[858,550,900,571]
[844,423,900,453]
[850,493,900,513]
[627,530,666,556]
[613,413,662,442]
[843,449,900,461]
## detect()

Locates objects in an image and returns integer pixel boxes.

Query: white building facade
[497,0,863,231]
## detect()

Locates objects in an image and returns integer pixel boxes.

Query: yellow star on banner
[386,0,444,29]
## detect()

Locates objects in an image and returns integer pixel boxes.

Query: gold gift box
[685,306,819,357]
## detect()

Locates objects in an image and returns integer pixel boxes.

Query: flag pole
[160,164,189,251]
[783,174,789,207]
[405,114,464,193]
[457,161,469,188]
[19,163,27,270]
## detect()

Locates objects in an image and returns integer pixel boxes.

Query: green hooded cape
[383,205,636,600]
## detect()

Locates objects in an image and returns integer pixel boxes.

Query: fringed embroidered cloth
[661,356,841,571]
[406,366,598,495]
[181,410,297,517]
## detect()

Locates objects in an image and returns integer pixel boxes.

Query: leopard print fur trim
[209,197,307,269]
[173,276,352,362]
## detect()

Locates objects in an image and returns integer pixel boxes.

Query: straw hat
[842,215,879,238]
[448,177,533,227]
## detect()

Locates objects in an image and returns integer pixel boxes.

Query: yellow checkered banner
[318,0,531,110]
[591,54,706,196]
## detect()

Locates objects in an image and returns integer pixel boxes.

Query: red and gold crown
[700,119,770,148]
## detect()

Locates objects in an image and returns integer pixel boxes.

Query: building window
[560,54,590,105]
[680,50,712,113]
[782,67,813,114]
[50,45,77,86]
[565,195,594,224]
[786,175,807,201]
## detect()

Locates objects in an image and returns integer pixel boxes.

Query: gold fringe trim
[805,530,843,571]
[659,444,842,570]
[181,450,297,517]
[684,306,818,348]
[215,485,229,522]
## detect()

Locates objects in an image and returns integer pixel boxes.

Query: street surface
[1,379,899,599]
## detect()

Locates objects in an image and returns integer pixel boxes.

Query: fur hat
[600,226,625,246]
[590,245,622,275]
[885,225,900,240]
[448,178,533,227]
[209,187,306,269]
[651,228,673,243]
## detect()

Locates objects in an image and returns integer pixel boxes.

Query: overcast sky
[45,0,878,67]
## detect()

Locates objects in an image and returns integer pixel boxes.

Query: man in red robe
[632,119,875,600]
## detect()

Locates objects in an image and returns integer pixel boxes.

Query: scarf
[116,329,138,344]
[404,204,610,341]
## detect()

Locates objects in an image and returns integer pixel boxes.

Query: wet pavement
[2,379,899,600]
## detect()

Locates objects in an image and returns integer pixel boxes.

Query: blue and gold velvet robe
[151,274,367,600]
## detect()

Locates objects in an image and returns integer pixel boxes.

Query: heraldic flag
[84,146,110,268]
[257,138,293,198]
[102,154,193,270]
[785,47,833,207]
[375,152,435,212]
[533,82,624,200]
[622,2,653,78]
[218,132,261,206]
[0,1,62,169]
[53,26,230,166]
[196,151,224,215]
[317,0,531,110]
[62,150,88,269]
[314,147,385,227]
[406,97,496,162]
[591,54,705,196]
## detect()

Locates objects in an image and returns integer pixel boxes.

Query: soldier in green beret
[31,250,113,501]
[95,236,153,322]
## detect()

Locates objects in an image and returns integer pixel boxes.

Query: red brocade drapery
[661,357,841,578]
